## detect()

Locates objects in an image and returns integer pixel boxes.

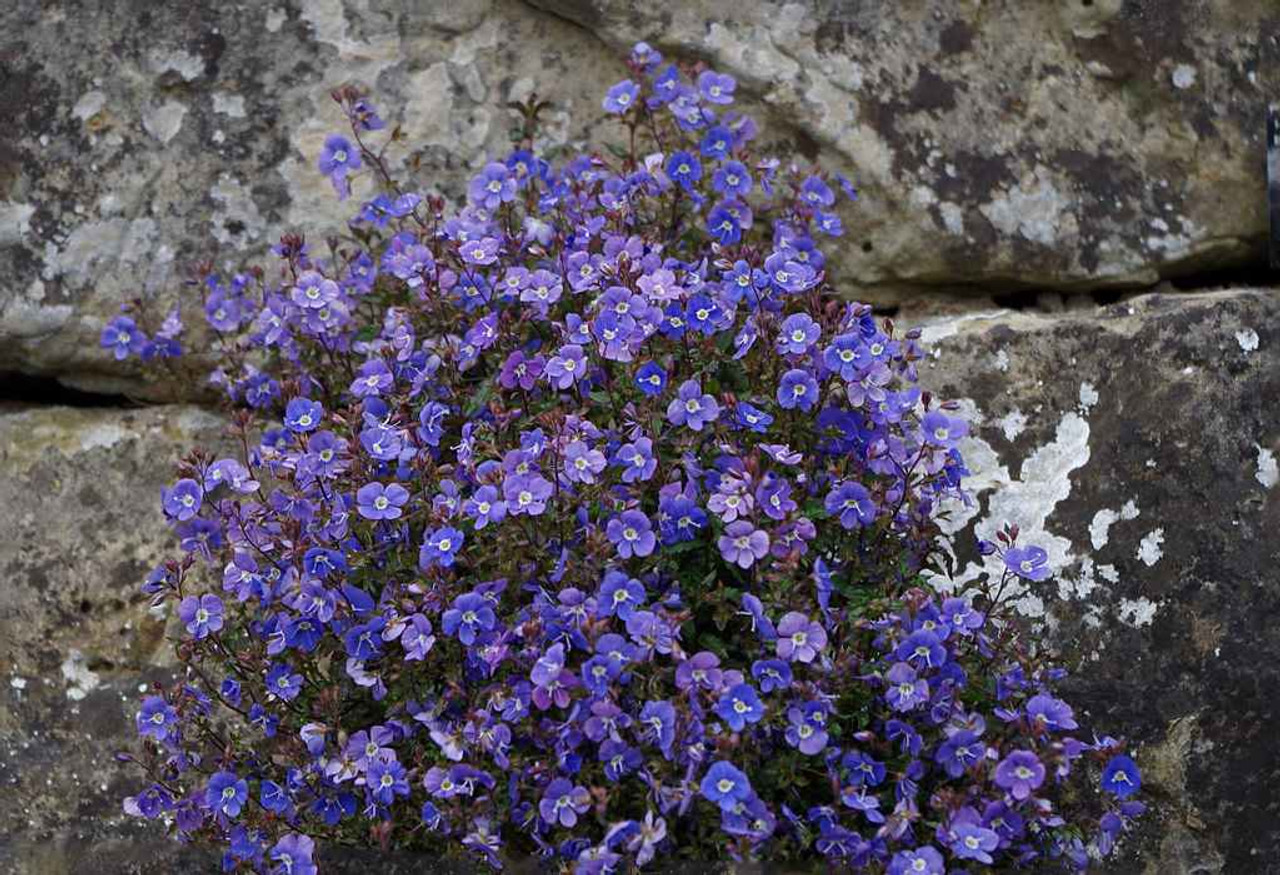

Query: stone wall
[2,1,1278,872]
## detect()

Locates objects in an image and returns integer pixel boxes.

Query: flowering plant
[108,41,1142,873]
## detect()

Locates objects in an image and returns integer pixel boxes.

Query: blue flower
[603,79,640,114]
[266,663,303,701]
[283,398,324,433]
[700,761,751,811]
[442,592,496,645]
[420,526,465,568]
[136,696,177,741]
[635,361,667,396]
[100,316,147,360]
[1004,545,1051,581]
[665,151,702,191]
[697,71,736,105]
[206,770,248,818]
[715,682,765,732]
[777,369,819,411]
[1101,754,1142,798]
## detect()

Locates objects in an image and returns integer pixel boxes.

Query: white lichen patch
[1256,445,1278,489]
[0,201,36,246]
[1171,64,1197,89]
[212,92,247,118]
[1137,529,1165,567]
[980,170,1073,247]
[148,48,205,81]
[60,650,100,702]
[997,409,1027,441]
[1078,381,1099,412]
[210,174,266,244]
[1118,597,1159,628]
[1089,499,1139,550]
[1235,328,1259,354]
[142,100,188,144]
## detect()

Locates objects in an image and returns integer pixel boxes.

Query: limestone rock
[531,0,1277,297]
[0,0,626,399]
[917,287,1280,873]
[0,405,225,870]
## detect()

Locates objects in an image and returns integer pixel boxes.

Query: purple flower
[291,271,340,310]
[715,683,764,732]
[1025,693,1078,731]
[607,509,656,559]
[922,410,968,448]
[949,822,999,864]
[735,401,773,433]
[177,593,224,639]
[206,771,248,818]
[887,846,944,875]
[776,612,826,663]
[697,70,736,104]
[994,750,1045,801]
[599,571,646,619]
[666,380,720,431]
[635,362,667,396]
[676,651,723,692]
[1101,754,1142,798]
[101,316,146,360]
[460,236,501,266]
[468,162,516,210]
[546,344,588,390]
[442,592,496,645]
[776,313,821,355]
[638,700,676,753]
[884,662,929,712]
[603,79,640,114]
[934,730,984,778]
[1004,545,1050,581]
[616,437,657,483]
[136,696,177,741]
[420,526,465,568]
[718,520,769,569]
[665,151,702,191]
[777,368,819,411]
[822,480,876,530]
[700,761,751,811]
[270,834,317,875]
[503,473,553,516]
[356,482,409,521]
[318,134,361,199]
[162,478,204,521]
[756,474,797,521]
[751,658,792,692]
[895,630,947,670]
[785,705,828,755]
[800,175,835,209]
[563,441,607,484]
[367,753,410,805]
[941,597,984,637]
[266,663,303,701]
[464,484,507,529]
[540,778,590,828]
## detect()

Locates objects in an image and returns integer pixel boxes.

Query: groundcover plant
[106,41,1143,874]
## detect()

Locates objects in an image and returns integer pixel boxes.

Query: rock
[0,405,226,870]
[916,287,1280,872]
[5,0,1277,397]
[530,0,1277,298]
[0,0,627,399]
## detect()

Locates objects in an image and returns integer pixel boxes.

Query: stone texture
[3,0,1278,398]
[0,0,627,399]
[0,405,226,872]
[917,287,1280,873]
[531,0,1277,296]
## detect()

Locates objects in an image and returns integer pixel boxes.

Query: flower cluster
[112,42,1141,873]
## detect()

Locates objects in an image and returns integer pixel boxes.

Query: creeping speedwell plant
[108,41,1143,874]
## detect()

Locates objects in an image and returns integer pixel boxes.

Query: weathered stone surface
[4,0,1278,398]
[0,0,627,398]
[0,405,226,871]
[918,288,1280,873]
[531,0,1277,296]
